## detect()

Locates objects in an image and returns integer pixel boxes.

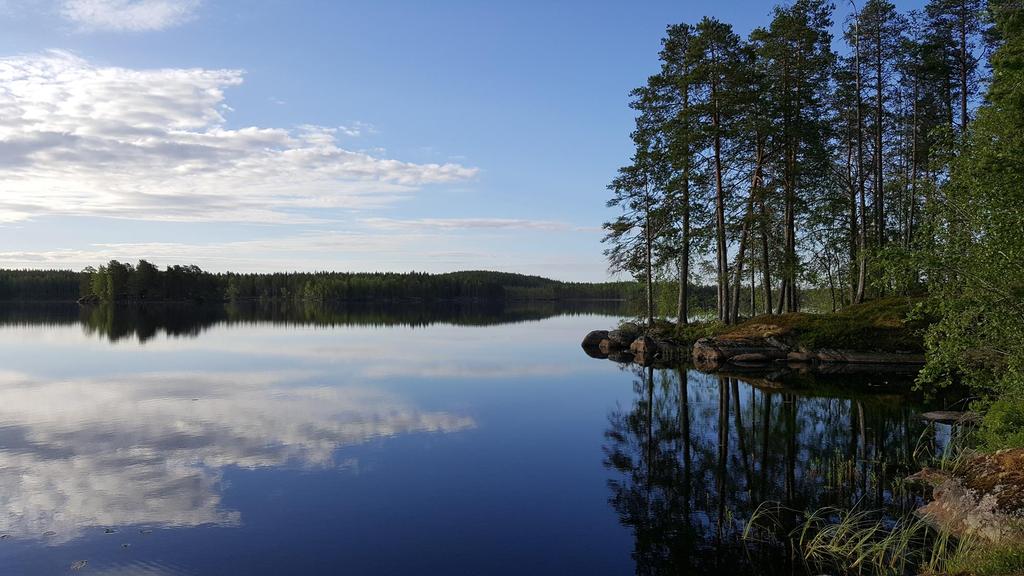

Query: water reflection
[0,370,473,542]
[604,366,942,575]
[0,300,627,343]
[0,306,953,575]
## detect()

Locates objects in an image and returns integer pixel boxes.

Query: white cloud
[338,120,376,137]
[0,230,490,271]
[362,217,578,232]
[60,0,201,31]
[0,52,478,224]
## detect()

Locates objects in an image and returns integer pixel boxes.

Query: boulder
[787,351,815,363]
[607,351,636,364]
[692,337,789,371]
[911,449,1024,545]
[692,338,727,369]
[731,353,770,364]
[582,330,609,349]
[608,329,637,348]
[629,336,658,355]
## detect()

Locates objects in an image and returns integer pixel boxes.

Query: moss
[942,544,1024,576]
[717,297,926,353]
[672,320,721,344]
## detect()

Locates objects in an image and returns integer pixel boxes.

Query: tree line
[604,0,993,326]
[0,261,643,303]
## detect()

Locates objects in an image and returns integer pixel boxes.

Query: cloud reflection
[0,370,474,542]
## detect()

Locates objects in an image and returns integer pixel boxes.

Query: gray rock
[787,351,815,363]
[731,353,770,363]
[629,336,658,355]
[581,330,609,349]
[607,329,636,348]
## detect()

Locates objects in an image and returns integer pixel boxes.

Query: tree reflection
[0,300,627,343]
[604,368,937,575]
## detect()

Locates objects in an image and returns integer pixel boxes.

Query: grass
[942,545,1024,576]
[716,296,927,353]
[743,429,1024,576]
[624,297,927,354]
[744,502,979,576]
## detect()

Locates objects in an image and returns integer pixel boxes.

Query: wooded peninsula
[602,0,1022,445]
[590,0,1024,571]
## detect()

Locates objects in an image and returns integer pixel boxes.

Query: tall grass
[744,502,979,575]
[741,426,986,575]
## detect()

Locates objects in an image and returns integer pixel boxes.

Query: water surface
[0,303,951,575]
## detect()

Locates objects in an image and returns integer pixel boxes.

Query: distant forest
[0,260,679,304]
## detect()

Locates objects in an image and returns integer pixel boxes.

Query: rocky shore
[689,332,924,372]
[909,449,1024,546]
[581,323,688,367]
[582,298,928,374]
[582,323,925,374]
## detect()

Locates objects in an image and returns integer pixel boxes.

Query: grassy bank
[629,296,927,355]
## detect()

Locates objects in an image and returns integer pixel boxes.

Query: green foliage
[974,388,1024,451]
[915,1,1024,449]
[0,269,81,301]
[0,262,643,304]
[673,320,720,344]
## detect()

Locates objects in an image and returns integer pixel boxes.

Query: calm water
[0,303,952,575]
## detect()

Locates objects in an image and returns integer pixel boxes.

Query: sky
[0,0,925,281]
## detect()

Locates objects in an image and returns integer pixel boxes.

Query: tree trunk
[677,85,691,326]
[908,77,919,248]
[644,185,655,326]
[874,26,885,247]
[776,278,787,315]
[730,138,764,322]
[853,9,868,304]
[750,265,756,317]
[784,143,797,312]
[711,71,730,323]
[847,123,858,303]
[677,252,689,325]
[759,197,773,315]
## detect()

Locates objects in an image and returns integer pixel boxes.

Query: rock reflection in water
[604,365,943,575]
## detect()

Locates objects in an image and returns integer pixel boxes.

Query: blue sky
[0,0,923,281]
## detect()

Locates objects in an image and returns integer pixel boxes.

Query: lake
[0,302,954,575]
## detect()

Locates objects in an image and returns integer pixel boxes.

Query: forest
[604,0,1024,447]
[0,263,641,303]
